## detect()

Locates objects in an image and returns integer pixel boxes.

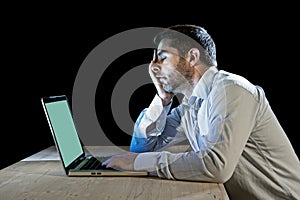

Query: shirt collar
[184,66,218,105]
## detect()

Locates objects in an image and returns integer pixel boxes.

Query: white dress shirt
[130,66,300,200]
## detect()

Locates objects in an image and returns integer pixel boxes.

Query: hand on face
[149,49,175,106]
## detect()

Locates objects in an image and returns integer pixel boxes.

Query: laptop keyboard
[80,156,107,170]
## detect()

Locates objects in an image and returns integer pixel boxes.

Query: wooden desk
[0,146,229,200]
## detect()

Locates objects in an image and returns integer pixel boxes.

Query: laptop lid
[41,95,86,174]
[41,95,148,177]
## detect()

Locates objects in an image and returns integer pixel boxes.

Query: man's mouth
[159,78,167,84]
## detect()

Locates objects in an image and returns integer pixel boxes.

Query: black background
[2,4,298,169]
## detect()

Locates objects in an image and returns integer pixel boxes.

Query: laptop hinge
[68,154,85,169]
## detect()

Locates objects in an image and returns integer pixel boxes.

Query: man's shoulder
[215,70,257,95]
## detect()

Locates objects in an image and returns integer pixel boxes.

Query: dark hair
[154,24,217,66]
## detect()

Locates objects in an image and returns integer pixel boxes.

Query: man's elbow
[211,169,233,183]
[174,168,233,183]
[130,137,156,153]
[205,151,235,183]
[190,167,233,183]
[130,145,146,153]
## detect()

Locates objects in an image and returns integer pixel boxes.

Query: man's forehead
[157,39,171,49]
[157,39,178,55]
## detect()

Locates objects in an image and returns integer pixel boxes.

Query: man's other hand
[102,152,138,171]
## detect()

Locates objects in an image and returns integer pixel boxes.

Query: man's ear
[188,48,200,67]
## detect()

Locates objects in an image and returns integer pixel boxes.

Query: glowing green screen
[45,100,83,167]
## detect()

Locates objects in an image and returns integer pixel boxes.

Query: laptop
[41,94,148,177]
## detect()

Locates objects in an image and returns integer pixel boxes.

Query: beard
[165,58,194,93]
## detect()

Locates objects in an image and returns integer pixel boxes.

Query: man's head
[150,24,217,96]
[154,24,217,67]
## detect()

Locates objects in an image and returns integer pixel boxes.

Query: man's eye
[159,57,166,62]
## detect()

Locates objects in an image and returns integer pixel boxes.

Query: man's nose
[151,64,160,74]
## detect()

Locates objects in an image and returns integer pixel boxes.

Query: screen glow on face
[45,100,83,167]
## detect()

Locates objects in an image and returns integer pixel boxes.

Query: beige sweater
[131,67,300,199]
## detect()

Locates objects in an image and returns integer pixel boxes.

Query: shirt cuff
[134,152,160,172]
[147,94,164,121]
[138,94,173,136]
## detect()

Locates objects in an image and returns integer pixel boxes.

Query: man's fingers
[101,158,110,166]
[102,158,116,169]
[153,49,157,62]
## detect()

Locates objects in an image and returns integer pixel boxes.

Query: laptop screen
[44,99,83,167]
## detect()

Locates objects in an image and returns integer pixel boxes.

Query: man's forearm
[130,94,173,152]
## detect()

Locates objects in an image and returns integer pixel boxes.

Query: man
[103,24,300,199]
